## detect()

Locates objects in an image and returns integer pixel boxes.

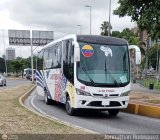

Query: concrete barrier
[123,102,160,118]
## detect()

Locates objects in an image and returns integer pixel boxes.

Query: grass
[137,77,160,90]
[130,91,160,105]
[0,84,87,134]
[144,100,160,104]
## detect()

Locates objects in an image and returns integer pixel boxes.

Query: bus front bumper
[74,96,129,109]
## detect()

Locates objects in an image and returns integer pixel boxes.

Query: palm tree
[100,21,112,36]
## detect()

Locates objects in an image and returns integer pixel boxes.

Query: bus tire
[108,109,119,117]
[65,96,76,116]
[44,92,52,105]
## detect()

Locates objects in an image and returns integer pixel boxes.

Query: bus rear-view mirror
[74,47,80,62]
[129,45,141,65]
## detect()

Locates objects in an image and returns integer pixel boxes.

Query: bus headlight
[120,91,130,96]
[76,89,91,96]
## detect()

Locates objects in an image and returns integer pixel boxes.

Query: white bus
[36,35,141,116]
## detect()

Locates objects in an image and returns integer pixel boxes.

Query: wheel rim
[45,93,48,103]
[66,98,71,113]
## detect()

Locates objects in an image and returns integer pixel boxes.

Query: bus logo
[81,45,94,57]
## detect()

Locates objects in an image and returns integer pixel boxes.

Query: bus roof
[77,35,128,45]
[40,34,128,52]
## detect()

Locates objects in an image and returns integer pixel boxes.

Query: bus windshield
[77,42,130,87]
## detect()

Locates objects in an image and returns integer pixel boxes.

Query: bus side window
[49,48,55,68]
[63,41,69,78]
[43,50,48,69]
[68,41,74,83]
[49,42,62,69]
[57,42,62,68]
[63,40,74,84]
[37,52,43,70]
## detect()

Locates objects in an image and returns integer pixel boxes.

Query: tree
[11,60,23,76]
[112,28,141,45]
[112,31,121,38]
[121,28,135,40]
[100,21,112,36]
[148,44,160,69]
[114,0,160,41]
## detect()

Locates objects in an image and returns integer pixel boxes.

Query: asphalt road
[26,90,160,134]
[0,78,30,88]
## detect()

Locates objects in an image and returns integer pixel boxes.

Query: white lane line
[30,94,98,134]
[31,95,47,116]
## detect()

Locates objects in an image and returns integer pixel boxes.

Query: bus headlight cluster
[76,89,91,96]
[120,91,130,96]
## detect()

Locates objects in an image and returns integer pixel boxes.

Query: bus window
[63,39,74,83]
[57,42,62,67]
[37,51,43,70]
[49,42,62,69]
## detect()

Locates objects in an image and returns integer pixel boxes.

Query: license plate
[102,100,109,106]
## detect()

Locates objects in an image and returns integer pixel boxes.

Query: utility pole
[30,30,34,83]
[2,30,8,76]
[108,0,111,36]
[85,5,92,35]
[77,25,82,35]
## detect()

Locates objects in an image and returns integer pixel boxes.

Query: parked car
[26,73,31,79]
[25,69,36,80]
[0,74,6,86]
[30,73,36,81]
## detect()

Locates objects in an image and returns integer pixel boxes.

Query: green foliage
[112,28,141,45]
[100,21,112,36]
[114,0,160,40]
[112,31,121,38]
[11,60,23,76]
[6,56,37,75]
[148,44,160,69]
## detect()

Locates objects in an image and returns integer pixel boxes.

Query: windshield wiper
[104,60,120,87]
[81,67,95,86]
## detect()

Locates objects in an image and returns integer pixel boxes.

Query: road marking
[30,93,98,134]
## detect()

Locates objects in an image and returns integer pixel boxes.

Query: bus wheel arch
[65,92,76,116]
[108,109,119,117]
[44,89,52,105]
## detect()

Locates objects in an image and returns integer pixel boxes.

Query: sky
[0,0,135,58]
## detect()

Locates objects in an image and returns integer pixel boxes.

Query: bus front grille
[87,101,121,107]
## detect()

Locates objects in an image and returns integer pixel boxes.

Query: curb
[19,86,98,134]
[19,84,36,104]
[123,102,160,118]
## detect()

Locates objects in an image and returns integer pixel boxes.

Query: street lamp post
[108,0,111,36]
[77,25,82,35]
[2,30,8,76]
[30,30,34,83]
[85,5,92,35]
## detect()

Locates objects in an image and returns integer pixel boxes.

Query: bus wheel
[65,96,75,116]
[44,92,52,105]
[108,109,119,117]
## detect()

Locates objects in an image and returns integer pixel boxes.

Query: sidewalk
[131,83,160,94]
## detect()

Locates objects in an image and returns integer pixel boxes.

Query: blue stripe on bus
[36,71,43,81]
[36,70,52,99]
[37,82,44,89]
[36,77,43,86]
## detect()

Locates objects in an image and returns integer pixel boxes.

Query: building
[6,48,15,60]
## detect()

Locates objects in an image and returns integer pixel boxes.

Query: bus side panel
[38,68,75,106]
[44,69,67,104]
